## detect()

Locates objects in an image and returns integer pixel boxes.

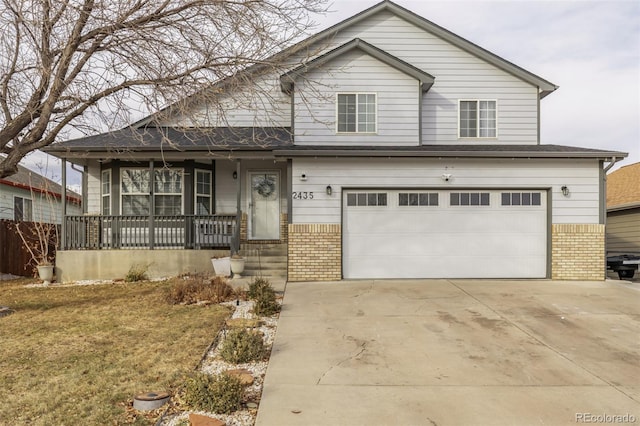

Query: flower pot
[230,257,245,279]
[37,265,54,285]
[211,257,231,277]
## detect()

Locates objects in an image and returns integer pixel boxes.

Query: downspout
[601,156,618,278]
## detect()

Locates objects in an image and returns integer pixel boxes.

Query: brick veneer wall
[288,224,341,281]
[552,224,605,280]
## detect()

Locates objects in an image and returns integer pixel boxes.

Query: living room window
[101,169,111,215]
[195,169,212,215]
[337,93,376,133]
[121,168,183,215]
[459,100,497,138]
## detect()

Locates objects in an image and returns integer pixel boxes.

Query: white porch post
[60,159,67,250]
[233,159,241,254]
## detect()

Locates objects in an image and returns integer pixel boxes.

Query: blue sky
[23,0,640,185]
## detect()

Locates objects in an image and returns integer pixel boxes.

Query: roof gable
[133,0,557,128]
[280,38,435,94]
[299,1,558,98]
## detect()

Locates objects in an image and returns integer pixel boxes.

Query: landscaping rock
[0,306,14,318]
[225,368,254,385]
[188,413,226,426]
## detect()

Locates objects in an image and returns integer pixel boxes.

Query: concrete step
[242,269,287,278]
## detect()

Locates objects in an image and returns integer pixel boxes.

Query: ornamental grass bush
[219,328,265,364]
[166,275,236,305]
[183,372,244,414]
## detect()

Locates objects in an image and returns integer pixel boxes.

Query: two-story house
[45,1,626,282]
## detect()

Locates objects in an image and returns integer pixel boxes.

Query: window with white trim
[101,169,111,215]
[459,100,497,138]
[121,168,183,215]
[195,169,212,215]
[450,192,490,206]
[154,169,183,215]
[14,196,32,221]
[337,93,376,133]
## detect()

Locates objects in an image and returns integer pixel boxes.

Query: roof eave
[274,149,627,160]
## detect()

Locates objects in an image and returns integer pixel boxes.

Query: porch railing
[63,215,237,250]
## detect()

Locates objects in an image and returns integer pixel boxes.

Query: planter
[211,257,231,277]
[37,265,54,285]
[230,257,245,279]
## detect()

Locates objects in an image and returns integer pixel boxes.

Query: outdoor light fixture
[300,173,307,181]
[232,171,238,179]
[441,173,452,182]
[561,185,569,196]
[326,185,332,195]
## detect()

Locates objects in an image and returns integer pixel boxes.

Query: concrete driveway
[256,279,640,426]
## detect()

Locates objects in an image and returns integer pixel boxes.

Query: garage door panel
[343,189,547,279]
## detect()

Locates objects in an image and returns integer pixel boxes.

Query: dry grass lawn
[0,278,231,425]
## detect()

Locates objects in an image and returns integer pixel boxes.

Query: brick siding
[288,224,341,281]
[552,224,605,280]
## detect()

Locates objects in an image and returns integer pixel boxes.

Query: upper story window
[337,93,376,133]
[459,100,497,138]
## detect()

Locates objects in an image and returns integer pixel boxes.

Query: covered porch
[44,127,292,282]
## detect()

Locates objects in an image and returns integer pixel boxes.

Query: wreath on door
[254,176,276,198]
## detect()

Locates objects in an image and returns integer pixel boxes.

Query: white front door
[249,172,280,240]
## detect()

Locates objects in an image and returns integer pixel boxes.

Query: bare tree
[0,0,328,178]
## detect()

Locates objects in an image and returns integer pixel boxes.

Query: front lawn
[0,279,230,425]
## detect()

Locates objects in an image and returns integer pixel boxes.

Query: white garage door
[343,189,547,279]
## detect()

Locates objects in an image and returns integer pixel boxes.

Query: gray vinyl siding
[294,50,419,145]
[165,74,291,128]
[157,10,541,144]
[336,11,540,144]
[86,162,101,214]
[607,208,640,255]
[291,158,600,224]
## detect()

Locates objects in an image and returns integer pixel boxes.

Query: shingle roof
[0,159,81,202]
[607,162,640,210]
[44,127,293,153]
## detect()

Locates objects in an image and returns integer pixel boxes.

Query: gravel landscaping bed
[162,297,280,426]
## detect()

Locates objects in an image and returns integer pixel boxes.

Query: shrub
[183,372,244,414]
[166,275,236,305]
[248,278,280,317]
[124,264,149,282]
[246,277,270,299]
[219,328,265,364]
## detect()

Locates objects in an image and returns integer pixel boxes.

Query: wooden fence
[0,219,58,277]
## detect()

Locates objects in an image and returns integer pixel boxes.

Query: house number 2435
[292,191,314,200]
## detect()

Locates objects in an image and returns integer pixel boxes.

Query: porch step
[239,244,288,279]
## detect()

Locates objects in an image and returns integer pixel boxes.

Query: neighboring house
[0,162,82,223]
[44,1,626,282]
[606,162,640,256]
